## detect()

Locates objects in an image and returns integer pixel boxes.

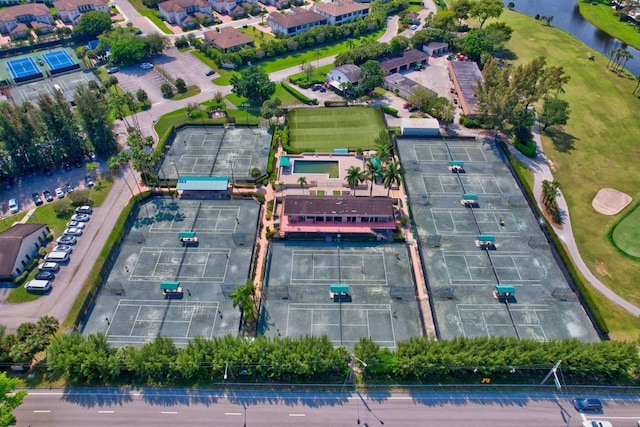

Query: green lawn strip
[0,213,26,232]
[611,201,640,258]
[288,63,333,83]
[236,26,276,47]
[578,2,640,51]
[499,10,640,339]
[167,85,201,101]
[126,0,173,34]
[288,107,384,150]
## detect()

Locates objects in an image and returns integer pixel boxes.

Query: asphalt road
[14,389,640,427]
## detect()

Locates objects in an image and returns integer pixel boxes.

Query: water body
[505,0,640,75]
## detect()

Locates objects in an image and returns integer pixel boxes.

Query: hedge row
[325,100,348,107]
[280,82,317,105]
[514,139,537,157]
[380,105,398,117]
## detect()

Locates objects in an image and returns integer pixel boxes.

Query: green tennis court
[611,203,640,258]
[288,107,385,151]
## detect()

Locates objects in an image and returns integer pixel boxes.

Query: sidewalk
[502,124,640,317]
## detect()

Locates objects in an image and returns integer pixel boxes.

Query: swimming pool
[293,160,340,178]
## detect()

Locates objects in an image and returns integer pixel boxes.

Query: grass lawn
[167,85,201,100]
[0,213,26,232]
[288,107,385,151]
[236,25,276,47]
[578,1,640,51]
[225,83,298,107]
[127,0,172,34]
[611,201,640,258]
[498,10,640,339]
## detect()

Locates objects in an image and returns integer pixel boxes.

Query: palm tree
[634,75,640,95]
[297,176,308,194]
[364,158,382,196]
[345,39,355,50]
[382,161,405,196]
[345,166,365,196]
[231,280,258,326]
[373,129,391,162]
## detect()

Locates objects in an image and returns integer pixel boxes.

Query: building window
[16,268,21,275]
[316,216,323,222]
[26,254,30,260]
[362,217,369,223]
[21,260,26,267]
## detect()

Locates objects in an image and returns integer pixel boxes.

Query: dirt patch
[595,260,611,278]
[592,188,632,215]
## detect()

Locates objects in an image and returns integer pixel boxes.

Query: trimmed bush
[514,139,537,157]
[280,82,318,105]
[380,105,398,117]
[460,114,482,128]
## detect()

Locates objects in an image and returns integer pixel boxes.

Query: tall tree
[345,166,365,195]
[360,60,385,91]
[0,372,26,426]
[230,65,276,103]
[297,176,308,194]
[72,11,112,41]
[470,0,504,28]
[74,85,117,157]
[364,158,383,196]
[539,96,570,131]
[231,280,258,326]
[382,161,405,196]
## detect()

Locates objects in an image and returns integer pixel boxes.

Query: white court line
[97,410,114,414]
[33,410,51,413]
[130,306,142,336]
[289,414,306,417]
[225,412,242,416]
[161,411,178,414]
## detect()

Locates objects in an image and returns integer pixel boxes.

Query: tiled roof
[204,26,253,49]
[0,3,50,21]
[333,64,360,82]
[54,0,108,11]
[158,0,209,13]
[379,48,429,72]
[283,195,395,216]
[314,0,368,16]
[268,7,326,29]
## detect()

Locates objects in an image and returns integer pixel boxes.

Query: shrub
[280,82,318,105]
[380,105,398,117]
[460,114,482,128]
[52,199,73,217]
[38,247,47,258]
[250,167,261,178]
[68,189,92,207]
[514,139,537,157]
[325,100,348,107]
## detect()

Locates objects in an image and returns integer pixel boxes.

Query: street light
[224,362,229,380]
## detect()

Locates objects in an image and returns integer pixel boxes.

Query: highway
[14,388,640,426]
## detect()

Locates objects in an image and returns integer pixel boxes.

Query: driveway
[150,46,213,88]
[114,65,169,105]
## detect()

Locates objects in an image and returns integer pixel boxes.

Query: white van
[25,279,51,293]
[45,251,69,262]
[8,198,18,214]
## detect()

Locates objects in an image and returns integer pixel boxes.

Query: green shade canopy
[330,284,349,293]
[450,161,465,167]
[160,281,180,291]
[334,149,348,154]
[178,231,196,238]
[477,235,495,242]
[495,285,515,294]
[176,176,229,191]
[462,194,478,201]
[279,156,290,167]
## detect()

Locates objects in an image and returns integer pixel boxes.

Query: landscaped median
[497,10,640,339]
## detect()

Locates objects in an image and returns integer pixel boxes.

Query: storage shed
[400,118,440,137]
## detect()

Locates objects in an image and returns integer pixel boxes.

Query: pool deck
[278,153,396,197]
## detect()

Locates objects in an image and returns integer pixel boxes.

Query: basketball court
[261,243,422,349]
[158,126,271,182]
[397,137,599,342]
[81,197,261,347]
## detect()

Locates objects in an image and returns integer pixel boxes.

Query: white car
[64,227,83,236]
[410,24,418,30]
[53,245,73,254]
[71,213,90,222]
[582,422,613,427]
[8,198,18,214]
[66,221,85,229]
[55,187,65,198]
[140,63,153,70]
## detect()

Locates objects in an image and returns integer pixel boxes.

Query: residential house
[267,7,327,36]
[203,27,255,53]
[383,73,423,100]
[157,0,212,27]
[0,4,54,38]
[0,0,20,6]
[54,0,110,25]
[379,48,429,74]
[0,224,50,280]
[210,0,258,16]
[406,11,419,24]
[327,63,360,91]
[258,0,289,9]
[312,0,369,26]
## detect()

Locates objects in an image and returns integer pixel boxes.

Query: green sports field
[611,203,640,258]
[288,107,385,151]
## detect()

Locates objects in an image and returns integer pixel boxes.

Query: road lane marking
[161,411,178,414]
[225,412,242,416]
[33,410,51,413]
[98,410,114,413]
[289,414,306,417]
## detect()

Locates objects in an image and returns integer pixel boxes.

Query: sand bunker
[592,188,632,215]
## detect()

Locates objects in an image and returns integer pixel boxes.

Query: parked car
[206,70,215,76]
[43,190,54,202]
[64,227,83,236]
[75,205,93,214]
[71,214,90,222]
[53,245,73,254]
[38,262,60,272]
[56,235,77,245]
[8,198,18,214]
[73,159,83,168]
[140,63,153,70]
[65,183,74,193]
[32,193,43,206]
[84,176,94,188]
[35,271,55,280]
[582,421,612,427]
[63,162,72,171]
[55,188,65,198]
[408,106,419,112]
[574,398,602,412]
[66,221,85,229]
[88,152,97,161]
[107,67,120,74]
[44,169,53,177]
[410,24,418,30]
[312,84,323,92]
[403,102,411,109]
[134,29,142,35]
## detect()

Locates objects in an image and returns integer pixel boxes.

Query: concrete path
[503,124,640,317]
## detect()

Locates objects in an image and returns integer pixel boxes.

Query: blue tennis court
[42,50,76,71]
[7,57,42,82]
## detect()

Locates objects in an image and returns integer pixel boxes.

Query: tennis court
[42,49,79,74]
[81,197,261,346]
[261,242,422,349]
[9,69,98,105]
[288,107,385,151]
[6,57,42,83]
[397,137,599,342]
[159,126,271,182]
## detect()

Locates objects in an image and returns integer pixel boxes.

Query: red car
[403,102,411,109]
